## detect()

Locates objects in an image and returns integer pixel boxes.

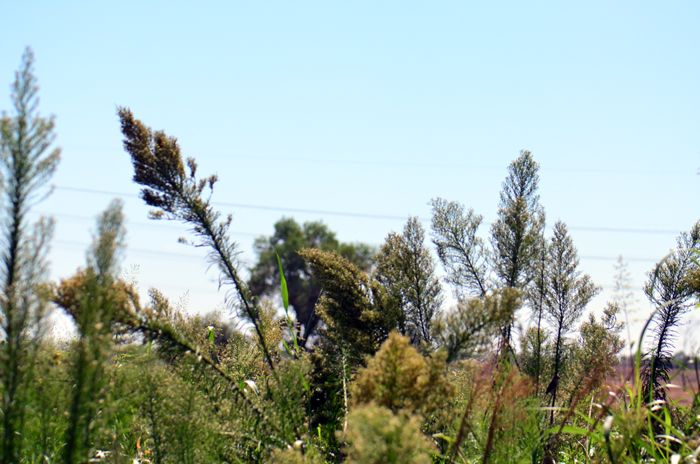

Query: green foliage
[528,223,550,390]
[265,446,325,464]
[544,351,700,464]
[299,248,401,362]
[350,331,454,425]
[534,220,601,440]
[0,47,60,463]
[430,150,545,358]
[643,222,700,401]
[53,200,136,463]
[490,150,546,352]
[543,222,600,337]
[117,108,316,458]
[490,150,544,290]
[430,197,489,298]
[432,288,521,363]
[21,338,70,461]
[3,58,700,463]
[343,404,435,464]
[118,107,284,378]
[375,217,443,346]
[249,217,375,347]
[448,362,540,464]
[571,303,625,396]
[520,325,554,390]
[543,221,601,398]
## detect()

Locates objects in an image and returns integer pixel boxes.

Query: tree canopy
[248,217,375,347]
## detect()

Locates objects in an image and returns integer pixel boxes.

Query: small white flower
[603,415,614,439]
[244,379,260,395]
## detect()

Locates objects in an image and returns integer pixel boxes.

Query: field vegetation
[2,49,699,463]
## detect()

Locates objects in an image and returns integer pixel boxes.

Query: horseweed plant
[1,49,699,463]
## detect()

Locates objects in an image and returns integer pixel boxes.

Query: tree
[248,217,374,347]
[0,48,60,463]
[642,222,700,401]
[543,221,600,424]
[375,217,442,346]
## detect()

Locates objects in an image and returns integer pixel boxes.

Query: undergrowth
[1,48,699,463]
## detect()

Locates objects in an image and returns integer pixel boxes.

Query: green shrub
[343,404,435,464]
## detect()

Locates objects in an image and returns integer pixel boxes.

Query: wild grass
[2,49,700,463]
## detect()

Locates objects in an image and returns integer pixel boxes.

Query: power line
[53,239,208,261]
[50,240,652,292]
[31,210,259,237]
[51,185,685,235]
[578,256,657,263]
[52,235,657,266]
[31,209,670,262]
[564,226,682,235]
[60,146,684,176]
[53,186,411,220]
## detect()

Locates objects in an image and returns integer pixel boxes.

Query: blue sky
[2,1,699,350]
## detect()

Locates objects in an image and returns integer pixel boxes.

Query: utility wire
[35,203,670,262]
[51,235,658,264]
[32,210,258,237]
[50,240,651,292]
[53,186,411,220]
[53,239,207,261]
[40,186,669,263]
[60,146,684,176]
[51,185,684,235]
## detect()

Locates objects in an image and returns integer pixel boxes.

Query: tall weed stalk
[0,47,60,464]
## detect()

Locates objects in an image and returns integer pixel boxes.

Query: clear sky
[2,1,699,351]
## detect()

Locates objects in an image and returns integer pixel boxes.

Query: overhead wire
[51,185,684,235]
[49,238,652,293]
[52,239,207,261]
[35,206,663,263]
[46,151,675,319]
[34,185,670,265]
[60,145,684,176]
[32,210,259,237]
[52,186,413,220]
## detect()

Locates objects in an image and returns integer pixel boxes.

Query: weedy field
[609,366,700,408]
[2,49,699,464]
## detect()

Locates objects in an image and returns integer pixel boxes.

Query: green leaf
[546,425,597,439]
[277,253,289,311]
[432,433,454,444]
[300,373,310,393]
[277,252,301,353]
[282,339,293,357]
